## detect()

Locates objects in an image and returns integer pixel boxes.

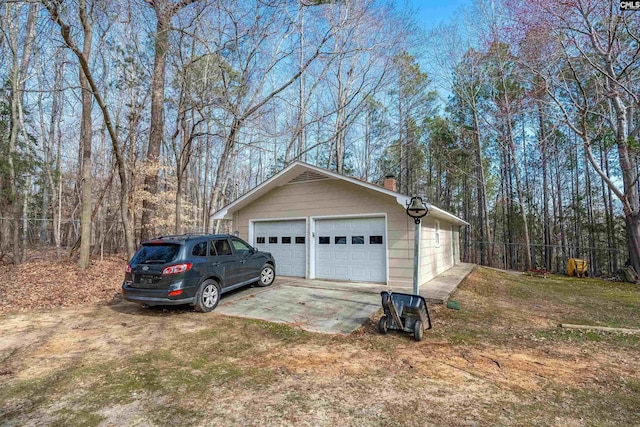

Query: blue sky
[404,0,475,101]
[408,0,472,29]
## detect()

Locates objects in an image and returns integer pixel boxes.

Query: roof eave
[428,205,470,226]
[210,161,469,227]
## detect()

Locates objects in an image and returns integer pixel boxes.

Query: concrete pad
[215,263,476,334]
[383,263,477,303]
[216,279,380,334]
[419,263,476,303]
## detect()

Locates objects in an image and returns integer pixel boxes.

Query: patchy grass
[51,408,104,427]
[1,266,639,425]
[433,268,640,349]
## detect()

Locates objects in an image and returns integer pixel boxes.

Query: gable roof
[211,161,469,226]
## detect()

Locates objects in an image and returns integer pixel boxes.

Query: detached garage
[212,161,468,288]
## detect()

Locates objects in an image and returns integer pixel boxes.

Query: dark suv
[122,234,276,312]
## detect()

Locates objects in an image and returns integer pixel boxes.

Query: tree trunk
[203,123,211,232]
[141,10,170,241]
[555,136,568,272]
[538,103,551,270]
[472,109,492,266]
[6,2,37,263]
[584,149,597,274]
[175,176,183,235]
[174,118,192,235]
[335,106,346,174]
[613,113,640,275]
[572,144,581,259]
[625,212,640,277]
[78,0,94,269]
[209,119,240,223]
[297,4,307,163]
[502,98,532,270]
[601,148,618,273]
[8,17,22,264]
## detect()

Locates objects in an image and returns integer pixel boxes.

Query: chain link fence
[462,240,625,277]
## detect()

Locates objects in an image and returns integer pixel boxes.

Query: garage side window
[319,236,330,244]
[370,236,383,244]
[269,237,278,244]
[434,220,440,247]
[256,237,265,244]
[335,236,346,244]
[213,239,232,256]
[351,236,364,244]
[282,237,291,244]
[295,237,305,244]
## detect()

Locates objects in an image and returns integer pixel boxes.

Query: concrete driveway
[215,263,475,334]
[216,277,385,334]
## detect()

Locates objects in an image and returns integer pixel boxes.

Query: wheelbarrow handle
[424,304,432,330]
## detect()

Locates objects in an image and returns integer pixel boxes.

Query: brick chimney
[383,174,397,192]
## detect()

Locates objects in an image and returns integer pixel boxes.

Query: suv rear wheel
[194,279,221,312]
[257,265,275,287]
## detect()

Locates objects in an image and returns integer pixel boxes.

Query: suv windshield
[131,244,180,264]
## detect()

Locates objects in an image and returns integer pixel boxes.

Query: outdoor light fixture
[406,196,429,295]
[406,196,428,224]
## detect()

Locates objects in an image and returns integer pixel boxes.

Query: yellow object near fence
[568,258,588,277]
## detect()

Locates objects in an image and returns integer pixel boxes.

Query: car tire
[257,264,275,287]
[378,316,388,334]
[413,320,423,342]
[194,280,221,313]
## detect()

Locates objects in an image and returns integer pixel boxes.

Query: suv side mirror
[249,247,256,254]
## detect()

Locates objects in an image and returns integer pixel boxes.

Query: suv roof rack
[155,232,215,240]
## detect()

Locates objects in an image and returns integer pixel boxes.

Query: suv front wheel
[194,279,221,312]
[257,265,275,287]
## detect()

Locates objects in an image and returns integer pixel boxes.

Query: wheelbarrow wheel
[378,316,388,334]
[413,320,423,341]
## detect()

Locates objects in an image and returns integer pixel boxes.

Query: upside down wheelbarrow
[378,291,432,341]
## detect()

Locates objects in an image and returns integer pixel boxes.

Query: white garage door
[315,217,386,282]
[254,220,306,277]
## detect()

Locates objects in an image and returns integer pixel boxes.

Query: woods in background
[0,0,638,277]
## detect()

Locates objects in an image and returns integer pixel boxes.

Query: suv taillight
[162,263,193,275]
[125,264,132,274]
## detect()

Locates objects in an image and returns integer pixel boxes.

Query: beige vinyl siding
[419,217,457,285]
[233,178,415,286]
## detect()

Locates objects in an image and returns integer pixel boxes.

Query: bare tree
[42,0,137,258]
[140,0,199,241]
[516,0,640,275]
[2,1,38,264]
[76,0,94,269]
[205,0,334,229]
[36,47,66,259]
[323,0,401,175]
[485,40,532,270]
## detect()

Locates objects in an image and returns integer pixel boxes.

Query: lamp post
[406,196,428,295]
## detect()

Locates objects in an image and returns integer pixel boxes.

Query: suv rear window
[131,244,180,264]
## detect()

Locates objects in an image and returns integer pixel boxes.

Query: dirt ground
[1,253,639,426]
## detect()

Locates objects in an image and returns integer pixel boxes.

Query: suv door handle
[240,259,246,264]
[211,262,220,267]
